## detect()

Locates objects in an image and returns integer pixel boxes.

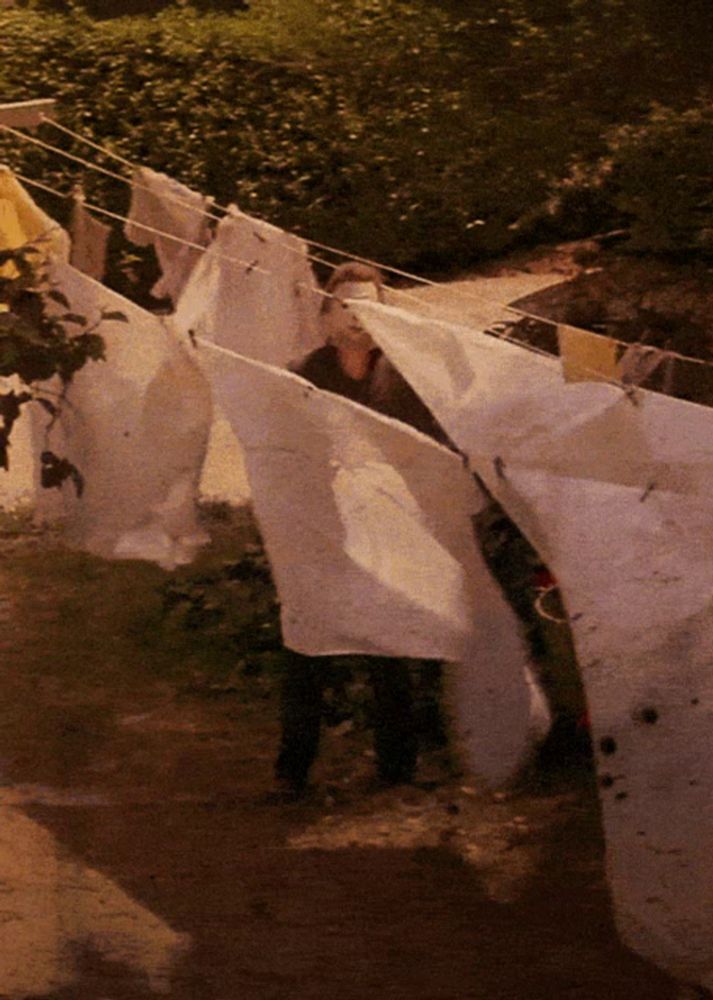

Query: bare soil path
[0,510,679,999]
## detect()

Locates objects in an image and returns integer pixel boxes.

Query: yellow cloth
[557,323,619,383]
[0,198,28,279]
[0,167,69,266]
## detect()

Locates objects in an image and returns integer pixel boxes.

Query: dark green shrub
[2,1,712,273]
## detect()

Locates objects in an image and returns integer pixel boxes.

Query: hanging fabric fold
[172,205,324,507]
[350,296,713,993]
[198,338,548,785]
[124,167,214,305]
[42,260,213,569]
[172,206,322,366]
[69,188,111,282]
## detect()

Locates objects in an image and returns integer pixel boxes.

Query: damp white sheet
[352,298,713,992]
[172,208,322,367]
[124,167,213,305]
[45,262,212,570]
[200,339,546,784]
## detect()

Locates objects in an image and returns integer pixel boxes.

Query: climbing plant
[0,241,121,494]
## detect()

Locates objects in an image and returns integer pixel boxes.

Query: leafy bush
[2,1,713,272]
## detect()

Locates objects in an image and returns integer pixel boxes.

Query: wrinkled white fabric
[69,193,111,281]
[124,167,213,305]
[45,262,212,570]
[200,339,544,784]
[352,298,713,992]
[173,208,322,367]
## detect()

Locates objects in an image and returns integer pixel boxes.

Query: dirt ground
[0,507,681,1000]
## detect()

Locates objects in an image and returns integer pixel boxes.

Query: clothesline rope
[41,116,479,284]
[20,118,373,280]
[35,118,713,384]
[12,116,653,356]
[4,170,664,397]
[35,116,566,319]
[9,171,713,401]
[8,164,713,395]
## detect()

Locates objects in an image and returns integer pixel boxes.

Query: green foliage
[605,102,713,254]
[2,1,713,270]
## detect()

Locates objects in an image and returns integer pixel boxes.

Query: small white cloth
[200,339,546,784]
[352,297,713,993]
[69,192,111,281]
[124,167,213,305]
[45,262,213,570]
[173,207,322,367]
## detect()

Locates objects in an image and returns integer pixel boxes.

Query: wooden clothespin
[0,99,56,129]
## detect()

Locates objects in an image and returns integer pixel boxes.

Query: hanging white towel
[45,261,213,570]
[199,339,547,785]
[173,207,322,367]
[124,167,213,305]
[69,191,111,281]
[351,297,713,994]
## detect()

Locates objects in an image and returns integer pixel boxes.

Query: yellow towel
[557,323,619,383]
[0,167,69,266]
[0,198,27,279]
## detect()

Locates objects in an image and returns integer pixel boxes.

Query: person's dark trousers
[275,652,323,793]
[276,653,418,791]
[367,658,418,785]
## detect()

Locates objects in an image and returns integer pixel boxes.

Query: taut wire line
[10,167,713,390]
[6,171,652,393]
[36,116,567,318]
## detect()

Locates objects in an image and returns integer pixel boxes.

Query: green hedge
[2,1,712,275]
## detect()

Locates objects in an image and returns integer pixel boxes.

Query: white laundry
[173,207,322,367]
[69,191,111,281]
[45,261,213,570]
[173,207,323,508]
[124,167,213,305]
[352,297,713,994]
[200,339,545,784]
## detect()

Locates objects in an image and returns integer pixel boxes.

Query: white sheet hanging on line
[173,207,323,367]
[199,339,547,785]
[69,191,111,281]
[352,298,713,994]
[124,167,213,305]
[45,261,213,570]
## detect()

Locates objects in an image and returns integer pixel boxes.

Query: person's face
[321,280,379,350]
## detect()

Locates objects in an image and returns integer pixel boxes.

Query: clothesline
[3,120,387,284]
[8,117,562,323]
[28,119,713,385]
[12,116,713,382]
[12,169,713,402]
[7,149,713,395]
[11,167,642,395]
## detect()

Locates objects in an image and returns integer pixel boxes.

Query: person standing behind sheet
[274,263,448,797]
